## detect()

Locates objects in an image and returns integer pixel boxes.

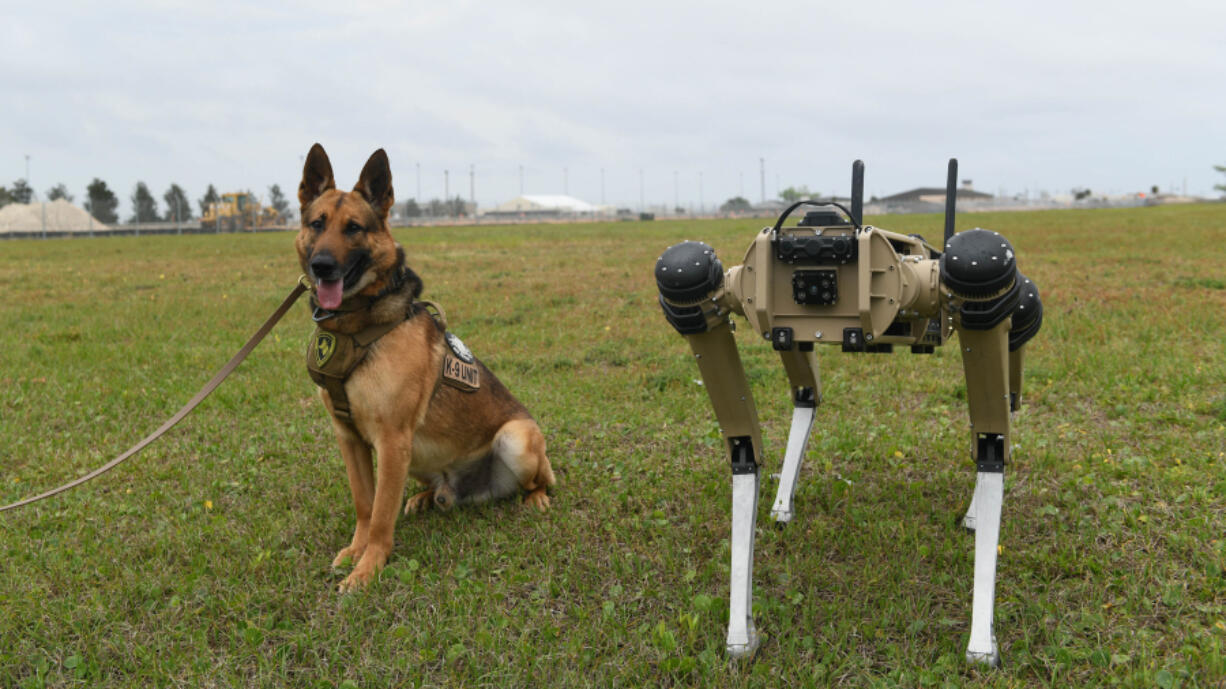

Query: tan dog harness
[305,301,479,422]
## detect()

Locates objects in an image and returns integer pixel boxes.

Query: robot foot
[726,629,761,660]
[966,636,1001,668]
[961,510,977,532]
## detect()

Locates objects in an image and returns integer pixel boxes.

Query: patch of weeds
[1174,276,1226,290]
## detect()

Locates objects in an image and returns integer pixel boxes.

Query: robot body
[655,160,1043,666]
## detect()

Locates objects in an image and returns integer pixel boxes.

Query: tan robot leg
[680,320,765,659]
[657,240,768,658]
[770,346,821,523]
[956,320,1012,668]
[962,343,1026,531]
[1009,345,1025,413]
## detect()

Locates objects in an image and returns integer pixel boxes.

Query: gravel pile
[0,200,109,233]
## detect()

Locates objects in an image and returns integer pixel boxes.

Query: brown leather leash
[0,277,312,513]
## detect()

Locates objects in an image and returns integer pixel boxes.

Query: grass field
[1,204,1224,688]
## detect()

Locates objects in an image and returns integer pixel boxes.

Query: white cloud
[2,0,1224,213]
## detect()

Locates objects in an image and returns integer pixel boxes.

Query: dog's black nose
[310,251,340,280]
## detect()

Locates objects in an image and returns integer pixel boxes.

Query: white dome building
[483,194,609,219]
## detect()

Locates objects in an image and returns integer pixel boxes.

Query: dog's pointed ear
[354,149,395,219]
[298,143,336,209]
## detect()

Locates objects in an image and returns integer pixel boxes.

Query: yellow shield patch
[314,332,337,366]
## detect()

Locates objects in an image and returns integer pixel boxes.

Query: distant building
[752,199,788,213]
[871,182,994,214]
[877,183,993,206]
[483,194,606,218]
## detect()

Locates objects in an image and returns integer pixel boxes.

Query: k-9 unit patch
[442,332,480,392]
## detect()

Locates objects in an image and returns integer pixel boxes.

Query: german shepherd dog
[296,144,554,592]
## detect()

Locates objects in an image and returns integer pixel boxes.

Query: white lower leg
[962,477,980,531]
[966,471,1003,667]
[726,471,760,658]
[770,406,815,523]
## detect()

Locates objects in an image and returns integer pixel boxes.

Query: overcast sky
[3,0,1224,216]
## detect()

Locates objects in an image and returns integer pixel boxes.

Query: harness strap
[418,300,447,331]
[305,319,402,422]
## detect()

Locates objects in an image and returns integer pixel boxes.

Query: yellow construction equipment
[201,192,281,231]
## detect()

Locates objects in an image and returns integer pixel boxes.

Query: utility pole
[27,154,46,237]
[759,157,766,205]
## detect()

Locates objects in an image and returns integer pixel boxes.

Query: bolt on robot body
[655,160,1043,667]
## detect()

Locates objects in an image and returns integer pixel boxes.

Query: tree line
[0,177,479,224]
[0,179,292,225]
[401,196,473,218]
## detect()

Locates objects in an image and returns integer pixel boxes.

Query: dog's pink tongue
[317,279,344,310]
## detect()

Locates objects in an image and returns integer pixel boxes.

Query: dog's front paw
[337,569,372,593]
[337,550,389,593]
[404,489,435,515]
[522,489,551,512]
[331,543,367,569]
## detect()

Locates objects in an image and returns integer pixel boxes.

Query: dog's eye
[345,222,364,235]
[309,217,324,231]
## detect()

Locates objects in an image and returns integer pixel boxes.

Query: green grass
[1,204,1224,687]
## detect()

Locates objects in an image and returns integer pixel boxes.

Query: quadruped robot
[655,160,1042,666]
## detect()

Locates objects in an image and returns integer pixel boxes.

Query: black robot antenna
[944,158,958,245]
[851,159,865,227]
